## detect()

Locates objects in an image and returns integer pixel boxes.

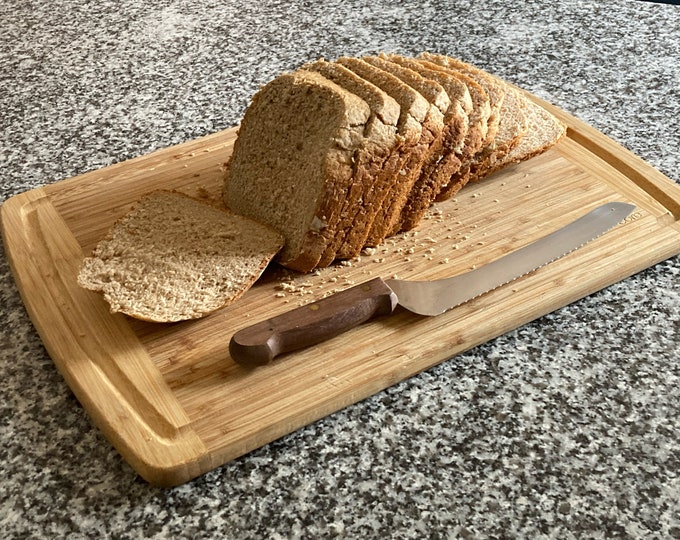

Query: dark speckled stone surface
[1,1,679,538]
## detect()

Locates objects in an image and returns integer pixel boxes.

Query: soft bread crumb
[77,190,284,322]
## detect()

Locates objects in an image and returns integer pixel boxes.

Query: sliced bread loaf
[77,190,284,322]
[223,70,371,272]
[222,54,567,271]
[335,57,438,248]
[362,55,468,233]
[300,59,404,263]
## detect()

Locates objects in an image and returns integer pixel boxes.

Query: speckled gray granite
[1,0,679,538]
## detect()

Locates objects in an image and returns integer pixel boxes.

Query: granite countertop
[1,0,679,538]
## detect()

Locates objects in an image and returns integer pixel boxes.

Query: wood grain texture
[2,93,680,486]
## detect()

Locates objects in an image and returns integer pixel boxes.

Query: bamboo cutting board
[3,94,680,486]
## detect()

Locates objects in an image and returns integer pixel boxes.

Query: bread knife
[230,202,635,367]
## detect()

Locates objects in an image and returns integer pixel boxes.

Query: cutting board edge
[526,92,680,218]
[0,189,211,487]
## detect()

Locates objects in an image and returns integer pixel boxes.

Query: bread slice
[418,53,508,201]
[300,60,403,263]
[426,63,491,157]
[388,54,488,158]
[392,55,496,203]
[465,86,530,184]
[378,54,475,231]
[432,83,526,201]
[77,190,284,323]
[223,70,371,272]
[471,95,566,180]
[420,52,505,147]
[362,55,468,233]
[335,56,436,248]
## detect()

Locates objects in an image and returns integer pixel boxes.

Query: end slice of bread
[77,190,284,322]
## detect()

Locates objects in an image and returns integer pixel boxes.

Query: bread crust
[337,57,440,248]
[362,55,466,234]
[301,60,405,264]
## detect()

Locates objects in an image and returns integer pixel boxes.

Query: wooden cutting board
[3,94,680,486]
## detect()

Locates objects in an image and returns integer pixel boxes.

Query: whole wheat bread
[418,53,508,201]
[435,83,527,201]
[224,54,567,271]
[77,190,284,322]
[224,70,370,272]
[300,59,404,263]
[362,55,468,233]
[464,86,530,185]
[335,56,438,248]
[420,52,506,147]
[472,95,566,179]
[393,55,496,203]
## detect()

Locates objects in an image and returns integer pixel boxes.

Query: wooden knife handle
[229,277,398,367]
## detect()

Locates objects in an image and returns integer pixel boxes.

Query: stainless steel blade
[385,202,635,316]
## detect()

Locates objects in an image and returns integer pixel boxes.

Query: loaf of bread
[77,190,284,322]
[223,53,567,272]
[224,70,371,273]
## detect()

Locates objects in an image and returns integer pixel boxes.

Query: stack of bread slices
[224,53,566,273]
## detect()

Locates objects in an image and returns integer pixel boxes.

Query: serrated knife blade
[230,202,635,367]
